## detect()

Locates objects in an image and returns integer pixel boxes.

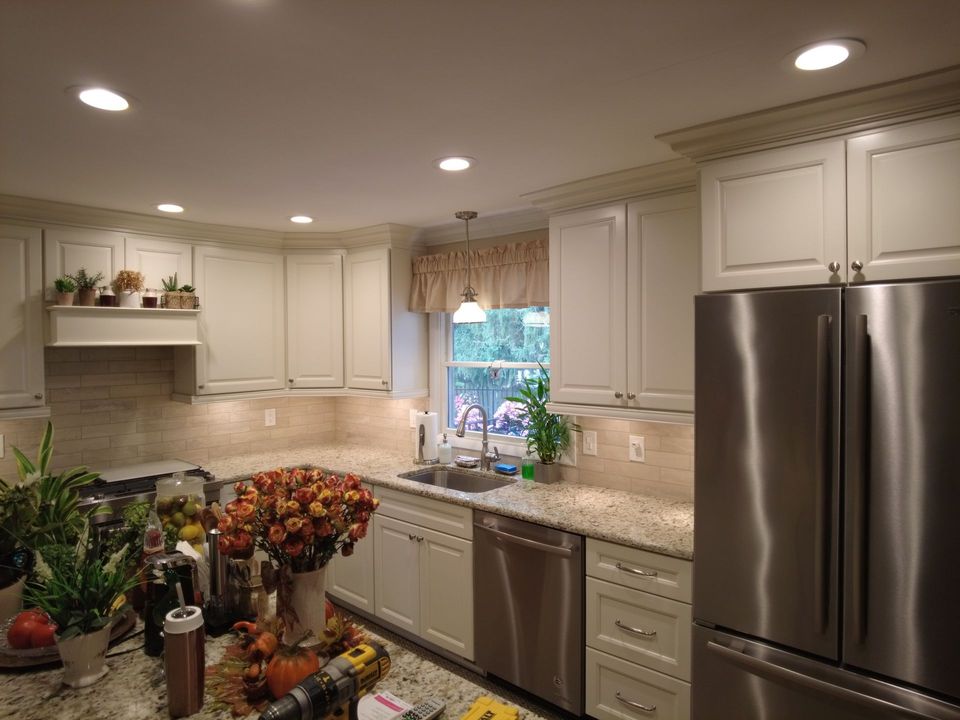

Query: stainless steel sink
[398,467,514,494]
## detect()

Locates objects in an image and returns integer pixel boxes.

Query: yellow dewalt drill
[259,642,391,720]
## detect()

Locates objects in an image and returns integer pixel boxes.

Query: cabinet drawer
[374,487,473,540]
[586,577,691,680]
[587,538,691,603]
[586,647,690,720]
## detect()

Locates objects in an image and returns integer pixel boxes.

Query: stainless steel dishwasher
[474,510,584,714]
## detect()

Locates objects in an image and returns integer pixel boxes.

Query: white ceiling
[2,0,959,233]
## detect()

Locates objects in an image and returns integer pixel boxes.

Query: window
[445,307,550,438]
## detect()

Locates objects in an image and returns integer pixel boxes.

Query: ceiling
[2,0,959,233]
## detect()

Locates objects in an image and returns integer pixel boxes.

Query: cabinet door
[192,246,284,394]
[549,205,628,406]
[326,517,374,613]
[627,194,698,412]
[373,515,421,635]
[0,225,44,409]
[124,235,193,290]
[700,140,846,291]
[44,227,123,298]
[286,254,344,388]
[344,248,391,391]
[847,115,960,282]
[419,526,474,659]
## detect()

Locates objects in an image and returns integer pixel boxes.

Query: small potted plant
[53,276,76,306]
[112,269,145,308]
[179,283,197,309]
[69,268,104,306]
[161,273,181,309]
[506,366,579,484]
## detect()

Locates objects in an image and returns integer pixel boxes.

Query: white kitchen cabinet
[372,488,474,659]
[44,227,124,297]
[326,483,375,613]
[286,253,344,388]
[846,115,960,282]
[549,193,698,413]
[178,245,285,395]
[0,224,44,410]
[700,140,847,291]
[124,235,193,291]
[343,247,428,394]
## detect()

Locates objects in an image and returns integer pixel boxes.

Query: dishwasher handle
[477,521,576,557]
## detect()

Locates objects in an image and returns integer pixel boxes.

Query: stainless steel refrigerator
[693,279,960,720]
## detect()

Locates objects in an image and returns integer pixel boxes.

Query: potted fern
[506,366,578,484]
[69,267,104,306]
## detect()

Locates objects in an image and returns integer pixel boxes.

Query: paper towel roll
[414,411,439,461]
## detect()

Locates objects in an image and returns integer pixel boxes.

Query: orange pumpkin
[265,644,320,699]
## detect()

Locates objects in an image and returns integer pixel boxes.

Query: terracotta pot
[280,566,327,644]
[77,288,97,306]
[117,290,141,308]
[56,291,75,306]
[0,575,25,625]
[57,624,111,688]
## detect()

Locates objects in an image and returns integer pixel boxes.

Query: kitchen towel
[414,412,439,462]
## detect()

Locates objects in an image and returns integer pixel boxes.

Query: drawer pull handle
[615,619,657,637]
[615,691,656,713]
[616,562,658,578]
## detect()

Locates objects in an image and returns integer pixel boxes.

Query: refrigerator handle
[706,641,942,720]
[850,314,870,643]
[813,314,832,634]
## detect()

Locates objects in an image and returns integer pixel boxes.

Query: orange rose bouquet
[218,468,378,573]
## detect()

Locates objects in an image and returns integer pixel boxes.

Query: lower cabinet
[585,539,693,720]
[325,498,375,614]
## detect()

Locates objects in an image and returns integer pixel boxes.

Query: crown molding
[414,207,548,246]
[521,158,697,213]
[658,65,960,163]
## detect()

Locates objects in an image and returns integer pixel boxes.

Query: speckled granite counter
[0,618,558,720]
[204,443,693,560]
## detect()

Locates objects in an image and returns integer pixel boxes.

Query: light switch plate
[629,435,645,462]
[264,408,276,427]
[582,430,597,456]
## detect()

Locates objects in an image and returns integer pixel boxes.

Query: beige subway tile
[576,455,605,472]
[50,387,112,402]
[45,374,82,389]
[81,373,138,387]
[229,429,271,445]
[161,403,208,418]
[111,431,164,447]
[56,437,110,454]
[109,383,168,398]
[46,360,109,376]
[80,348,135,362]
[80,399,138,414]
[82,445,141,464]
[178,449,209,465]
[185,434,232,451]
[578,417,632,432]
[160,426,210,442]
[209,443,250,459]
[109,407,164,423]
[45,347,81,362]
[134,347,170,360]
[660,437,695,454]
[249,397,289,410]
[109,359,164,373]
[630,477,693,502]
[206,400,251,415]
[645,450,692,471]
[596,443,627,460]
[48,453,83,472]
[137,440,186,456]
[660,468,694,487]
[136,395,176,408]
[207,420,252,436]
[81,421,138,439]
[135,371,174,384]
[56,427,82,441]
[124,454,162,466]
[628,420,694,439]
[604,459,662,481]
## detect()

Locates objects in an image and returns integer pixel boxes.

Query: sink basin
[398,467,514,494]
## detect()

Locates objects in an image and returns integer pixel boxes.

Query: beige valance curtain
[409,238,548,313]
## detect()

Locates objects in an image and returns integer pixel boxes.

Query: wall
[334,396,429,453]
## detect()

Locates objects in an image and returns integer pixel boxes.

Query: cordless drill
[259,642,391,720]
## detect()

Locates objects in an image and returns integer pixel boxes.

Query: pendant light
[452,210,487,324]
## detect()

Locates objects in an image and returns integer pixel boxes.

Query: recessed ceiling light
[435,156,475,172]
[157,203,184,214]
[789,39,866,71]
[290,215,314,224]
[75,87,131,111]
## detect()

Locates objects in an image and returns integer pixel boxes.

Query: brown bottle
[164,605,205,718]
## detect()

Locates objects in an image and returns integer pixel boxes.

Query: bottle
[164,604,205,718]
[521,452,535,485]
[438,433,453,464]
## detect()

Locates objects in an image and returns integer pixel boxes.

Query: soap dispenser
[438,433,453,464]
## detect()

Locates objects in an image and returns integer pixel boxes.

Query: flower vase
[0,575,25,625]
[281,566,327,644]
[117,290,140,308]
[57,624,111,688]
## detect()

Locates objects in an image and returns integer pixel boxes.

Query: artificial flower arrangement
[217,468,378,572]
[112,269,145,293]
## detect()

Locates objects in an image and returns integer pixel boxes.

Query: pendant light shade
[453,210,486,324]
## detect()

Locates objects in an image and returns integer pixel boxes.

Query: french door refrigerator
[693,279,960,720]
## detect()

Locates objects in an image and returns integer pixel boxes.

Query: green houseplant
[179,283,197,309]
[53,276,77,306]
[506,366,578,483]
[68,267,104,306]
[161,273,182,308]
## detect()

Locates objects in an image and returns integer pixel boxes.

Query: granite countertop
[0,619,556,720]
[204,443,693,560]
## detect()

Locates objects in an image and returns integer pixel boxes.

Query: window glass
[451,307,549,364]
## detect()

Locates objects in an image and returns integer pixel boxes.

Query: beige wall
[334,396,429,453]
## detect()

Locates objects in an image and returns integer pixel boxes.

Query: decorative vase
[118,290,141,308]
[0,575,25,625]
[56,291,75,306]
[281,566,327,644]
[534,460,562,484]
[77,288,97,306]
[57,624,111,688]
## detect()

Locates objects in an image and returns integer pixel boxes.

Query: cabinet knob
[288,379,294,384]
[614,391,623,399]
[198,384,205,389]
[381,379,389,386]
[827,261,841,273]
[34,393,43,400]
[851,260,864,272]
[627,392,636,400]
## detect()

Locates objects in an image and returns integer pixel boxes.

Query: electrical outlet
[629,435,645,462]
[582,430,598,456]
[264,408,276,427]
[409,409,418,428]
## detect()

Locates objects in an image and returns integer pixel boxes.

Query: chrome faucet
[455,403,500,471]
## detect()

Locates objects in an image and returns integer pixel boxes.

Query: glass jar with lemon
[155,473,205,552]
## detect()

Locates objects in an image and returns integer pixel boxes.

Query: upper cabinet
[549,193,698,413]
[286,253,344,389]
[343,246,427,395]
[0,224,44,410]
[44,227,123,297]
[124,235,193,290]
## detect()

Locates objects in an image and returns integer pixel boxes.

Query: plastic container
[521,453,535,486]
[438,433,453,464]
[155,473,205,552]
[164,604,205,717]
